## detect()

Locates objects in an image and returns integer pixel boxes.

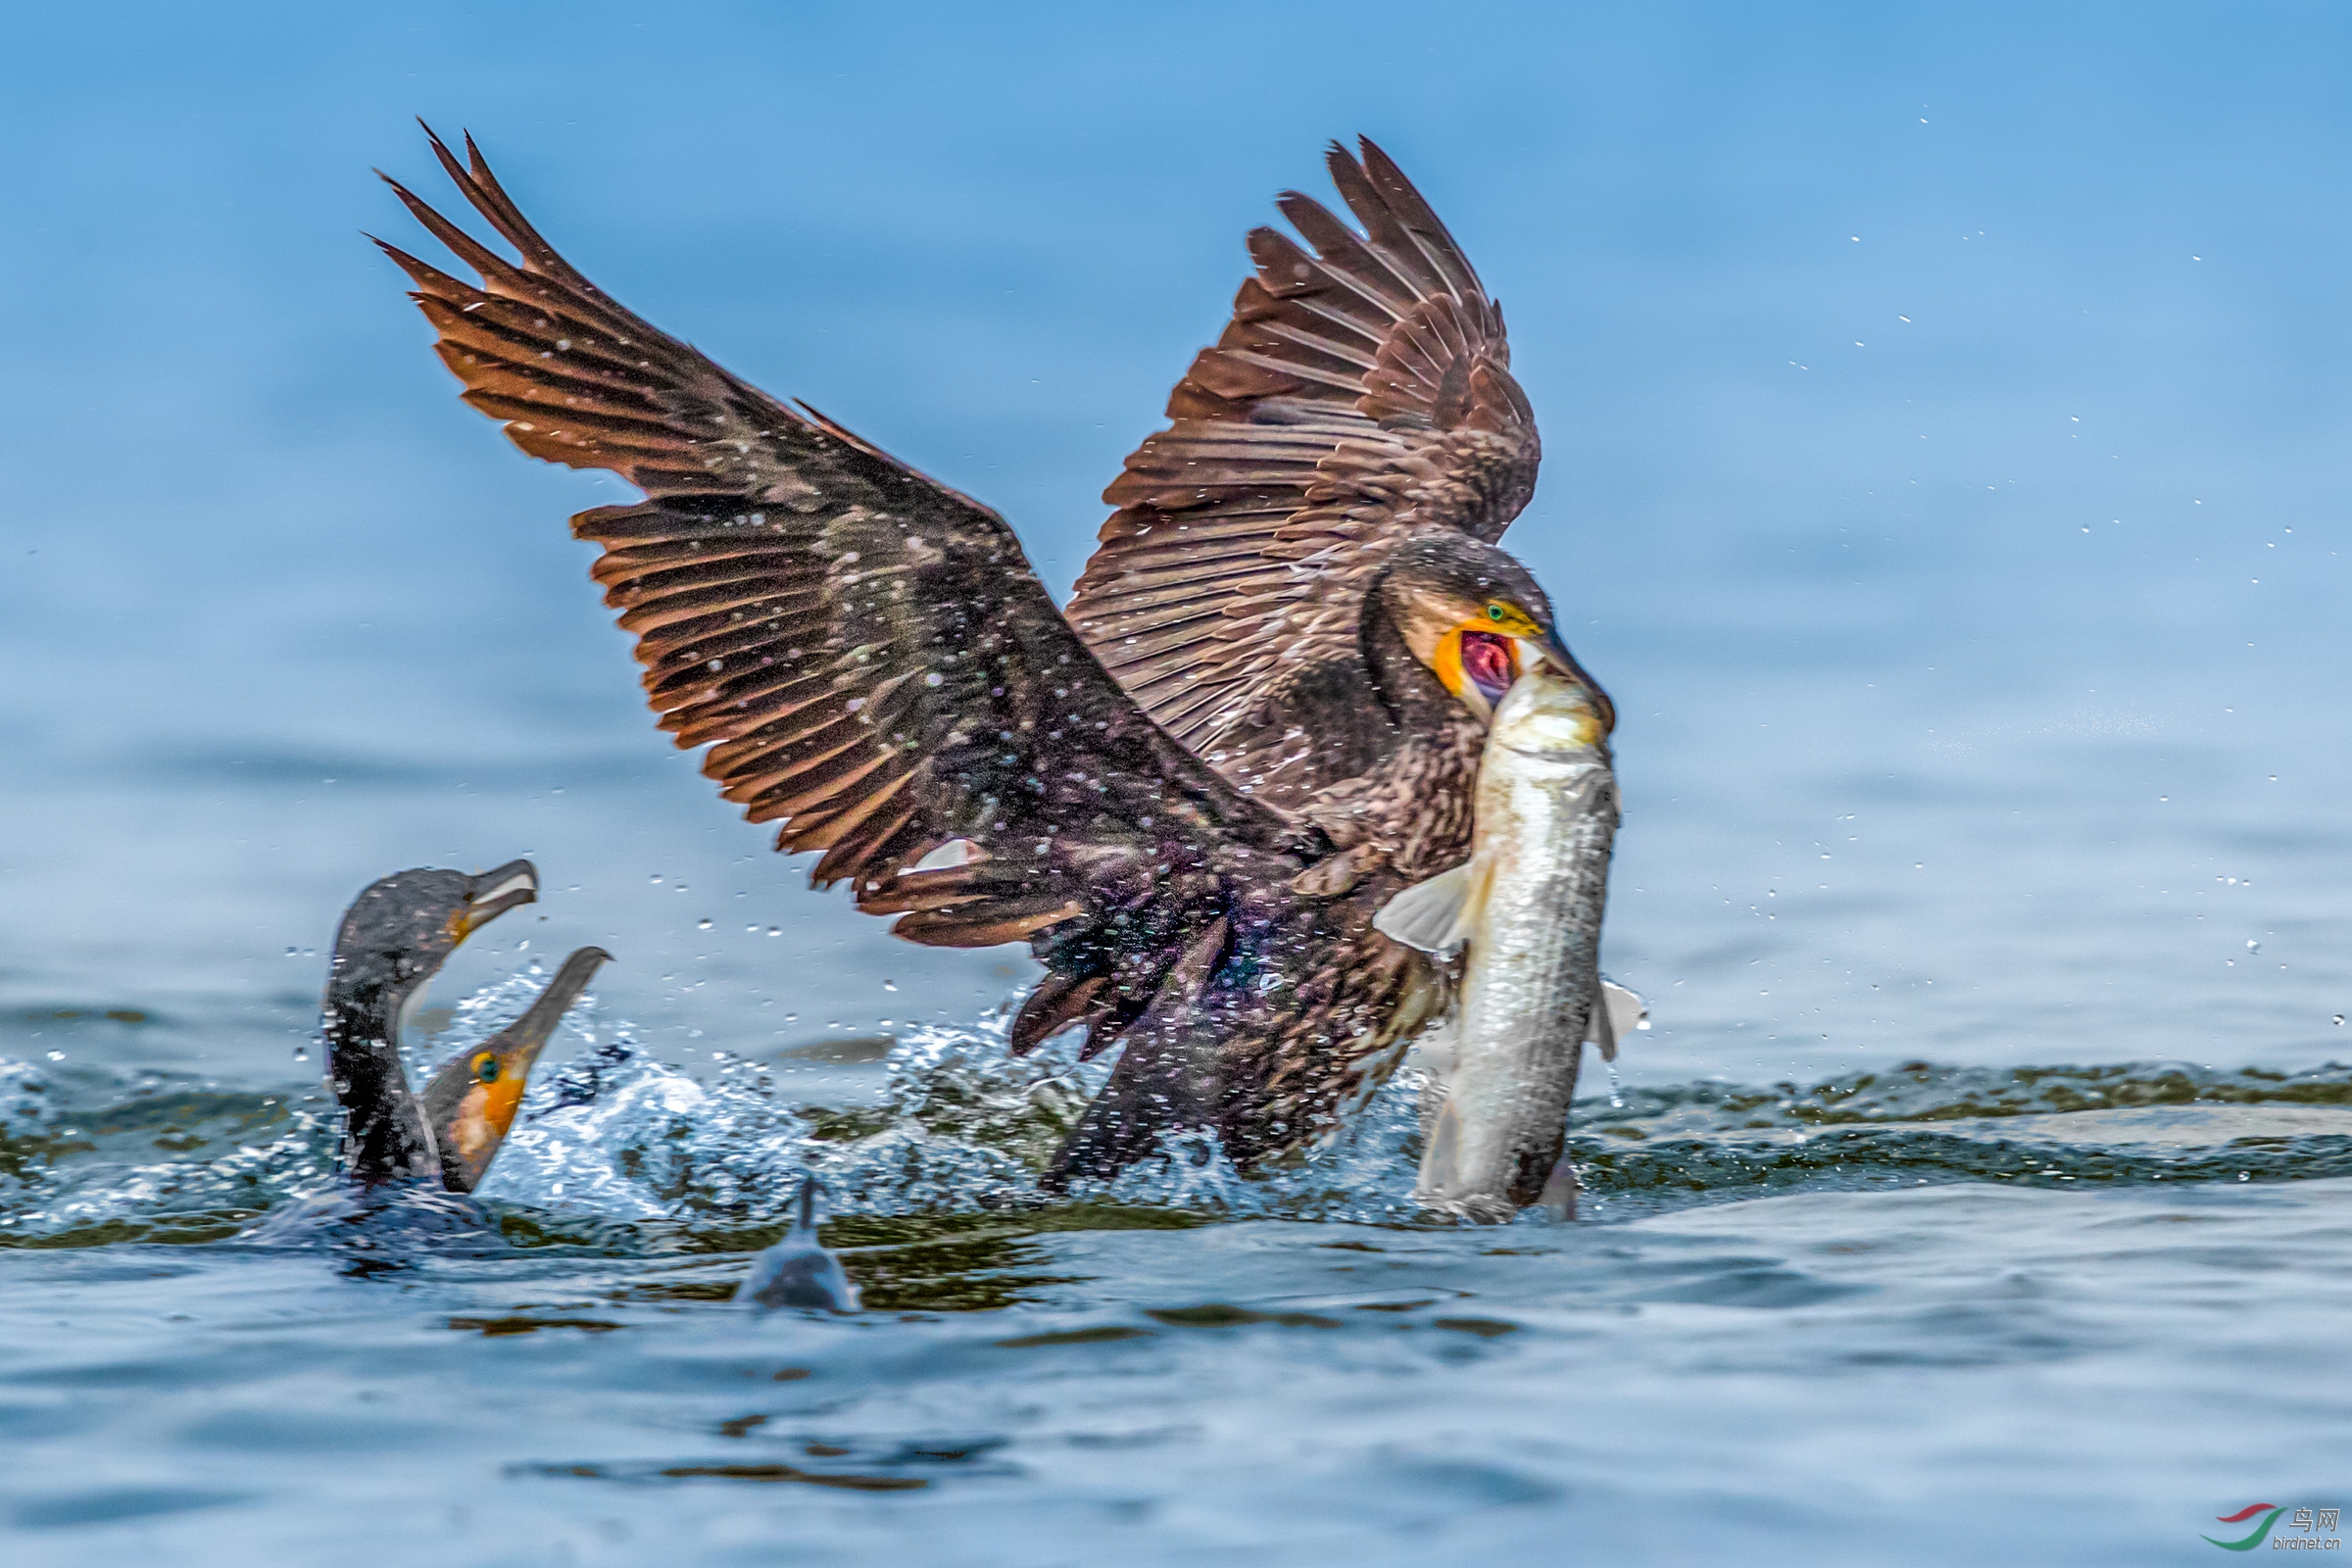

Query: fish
[1374,667,1632,1221]
[739,1174,861,1313]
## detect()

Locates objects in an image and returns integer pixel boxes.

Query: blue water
[6,3,2351,1562]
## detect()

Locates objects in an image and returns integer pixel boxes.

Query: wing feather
[383,126,1324,1061]
[1067,138,1539,802]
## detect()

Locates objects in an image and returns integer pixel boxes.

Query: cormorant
[320,859,607,1190]
[738,1174,860,1313]
[376,132,1605,1185]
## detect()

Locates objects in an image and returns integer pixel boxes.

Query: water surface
[5,4,2349,1561]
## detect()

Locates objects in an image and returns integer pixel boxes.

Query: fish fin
[1587,979,1619,1063]
[1584,980,1646,1059]
[1373,858,1491,955]
[1415,1095,1464,1198]
[1538,1155,1581,1220]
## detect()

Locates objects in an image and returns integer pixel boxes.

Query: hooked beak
[453,859,539,940]
[1512,630,1617,734]
[493,946,612,1065]
[417,945,612,1193]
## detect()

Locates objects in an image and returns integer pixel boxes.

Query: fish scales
[1375,669,1618,1219]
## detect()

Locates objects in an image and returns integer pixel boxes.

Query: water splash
[4,976,2351,1250]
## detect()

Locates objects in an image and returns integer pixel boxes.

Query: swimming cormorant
[321,859,607,1189]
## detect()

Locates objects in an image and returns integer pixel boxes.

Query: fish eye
[472,1053,499,1083]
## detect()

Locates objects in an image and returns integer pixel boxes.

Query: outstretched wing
[378,128,1320,1054]
[1066,138,1539,802]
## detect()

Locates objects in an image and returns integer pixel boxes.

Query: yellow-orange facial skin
[446,1050,531,1166]
[1430,602,1547,715]
[1433,626,1516,708]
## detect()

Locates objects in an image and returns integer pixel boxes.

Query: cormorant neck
[322,969,442,1186]
[1314,576,1484,873]
[1362,580,1461,734]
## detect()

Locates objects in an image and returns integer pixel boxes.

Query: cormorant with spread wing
[377,130,1606,1185]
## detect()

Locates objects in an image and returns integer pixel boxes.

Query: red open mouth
[1458,631,1517,707]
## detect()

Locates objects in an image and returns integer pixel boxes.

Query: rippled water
[4,985,2347,1564]
[9,8,2352,1560]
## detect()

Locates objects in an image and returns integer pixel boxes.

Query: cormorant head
[1377,533,1614,729]
[324,859,540,1024]
[416,946,612,1193]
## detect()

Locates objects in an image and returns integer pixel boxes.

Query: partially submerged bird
[378,131,1608,1184]
[738,1174,860,1313]
[318,859,608,1190]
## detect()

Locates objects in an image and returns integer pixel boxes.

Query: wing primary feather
[1066,139,1539,779]
[383,129,1320,1086]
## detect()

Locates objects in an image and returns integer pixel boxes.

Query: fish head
[1488,667,1615,758]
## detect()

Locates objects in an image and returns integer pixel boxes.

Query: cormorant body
[378,133,1609,1184]
[738,1175,860,1313]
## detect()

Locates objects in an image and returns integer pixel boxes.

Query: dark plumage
[1068,139,1553,808]
[377,132,1606,1184]
[322,858,604,1190]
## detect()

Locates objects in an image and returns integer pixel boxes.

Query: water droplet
[650,875,662,884]
[1604,1061,1624,1109]
[292,1045,310,1061]
[2246,940,2260,954]
[698,919,713,930]
[766,926,782,937]
[2334,1015,2345,1027]
[883,980,898,992]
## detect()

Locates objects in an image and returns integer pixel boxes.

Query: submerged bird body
[1377,671,1619,1219]
[739,1175,859,1313]
[379,132,1610,1181]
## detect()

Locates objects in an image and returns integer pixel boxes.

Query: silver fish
[1374,667,1635,1221]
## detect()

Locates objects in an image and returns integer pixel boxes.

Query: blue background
[4,1,2347,1083]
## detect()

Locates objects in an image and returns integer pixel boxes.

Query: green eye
[1487,604,1508,621]
[472,1053,499,1084]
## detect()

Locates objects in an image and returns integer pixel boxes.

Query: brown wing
[378,127,1322,1054]
[1066,138,1539,798]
